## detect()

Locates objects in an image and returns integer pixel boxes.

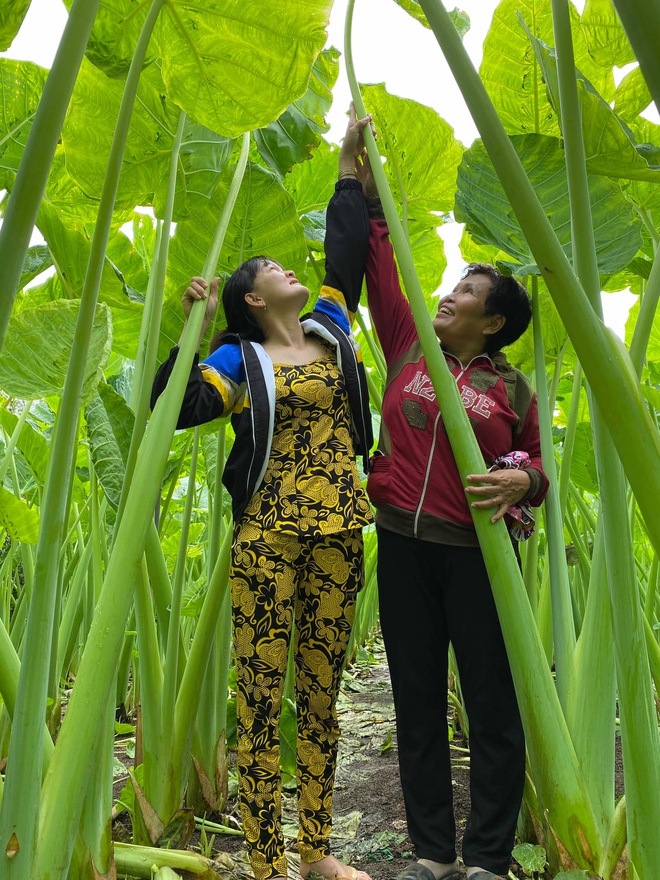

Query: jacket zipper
[413,411,442,537]
[411,358,478,537]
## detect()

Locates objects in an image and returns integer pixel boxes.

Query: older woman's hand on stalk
[338,102,376,193]
[464,468,531,523]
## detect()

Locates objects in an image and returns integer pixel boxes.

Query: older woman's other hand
[465,469,531,523]
[339,102,375,183]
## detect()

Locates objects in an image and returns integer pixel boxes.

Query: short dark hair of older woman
[462,263,532,354]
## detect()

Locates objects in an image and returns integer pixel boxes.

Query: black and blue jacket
[151,179,373,523]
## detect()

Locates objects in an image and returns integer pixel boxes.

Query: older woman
[152,110,375,880]
[345,158,548,880]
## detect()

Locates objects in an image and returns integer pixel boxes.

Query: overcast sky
[3,0,640,333]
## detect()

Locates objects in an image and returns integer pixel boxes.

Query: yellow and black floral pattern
[230,349,372,880]
[240,351,373,536]
[231,527,364,880]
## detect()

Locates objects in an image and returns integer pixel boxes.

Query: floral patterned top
[239,343,373,536]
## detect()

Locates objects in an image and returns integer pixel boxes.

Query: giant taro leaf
[455,134,642,276]
[0,484,39,542]
[20,245,53,289]
[157,0,333,137]
[614,66,653,124]
[160,162,308,358]
[361,84,463,224]
[392,1,470,37]
[580,0,635,69]
[63,0,159,78]
[0,0,32,52]
[85,381,135,510]
[480,0,613,138]
[0,406,50,489]
[527,31,660,183]
[254,47,339,177]
[0,59,48,189]
[61,59,234,216]
[0,300,112,401]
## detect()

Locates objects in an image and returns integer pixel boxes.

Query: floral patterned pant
[230,525,364,880]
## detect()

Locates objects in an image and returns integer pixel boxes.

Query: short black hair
[462,263,532,353]
[210,256,270,351]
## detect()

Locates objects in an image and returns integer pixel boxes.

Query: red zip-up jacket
[366,219,548,546]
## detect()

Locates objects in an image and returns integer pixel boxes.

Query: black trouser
[377,526,525,875]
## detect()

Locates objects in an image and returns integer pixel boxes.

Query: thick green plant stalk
[611,0,660,115]
[29,131,249,880]
[551,3,660,871]
[0,402,33,485]
[0,0,102,352]
[168,527,233,811]
[0,6,166,874]
[115,110,187,534]
[557,362,582,516]
[629,254,660,377]
[113,842,223,879]
[531,278,575,710]
[414,0,660,559]
[345,2,603,868]
[565,517,615,840]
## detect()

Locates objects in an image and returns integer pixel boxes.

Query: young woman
[152,110,374,880]
[349,158,548,880]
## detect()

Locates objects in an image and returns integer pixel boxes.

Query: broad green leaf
[85,382,135,510]
[480,0,613,137]
[0,300,112,401]
[512,842,547,873]
[0,407,49,488]
[613,66,652,123]
[254,48,339,177]
[507,286,567,375]
[200,433,219,498]
[408,224,446,305]
[570,422,599,494]
[0,59,48,187]
[286,137,337,218]
[157,0,333,137]
[580,0,635,69]
[528,33,660,183]
[361,83,463,222]
[641,384,660,415]
[20,245,52,289]
[62,59,235,216]
[0,483,39,542]
[455,134,642,276]
[162,162,308,358]
[392,2,470,36]
[64,0,158,78]
[0,0,32,52]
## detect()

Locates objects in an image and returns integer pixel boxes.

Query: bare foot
[300,855,372,880]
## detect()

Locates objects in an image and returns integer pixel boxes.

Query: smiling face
[245,260,309,315]
[432,273,504,354]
